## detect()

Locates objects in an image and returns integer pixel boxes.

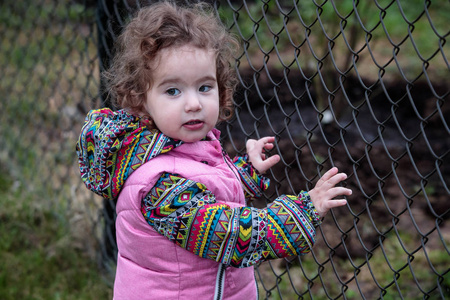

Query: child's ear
[141,97,150,115]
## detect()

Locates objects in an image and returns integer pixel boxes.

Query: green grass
[254,225,449,300]
[0,167,112,299]
[0,2,110,297]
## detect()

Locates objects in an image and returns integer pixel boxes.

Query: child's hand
[246,137,280,174]
[308,167,352,217]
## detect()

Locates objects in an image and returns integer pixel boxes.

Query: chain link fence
[1,0,448,299]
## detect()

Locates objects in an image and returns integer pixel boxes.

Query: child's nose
[185,93,202,112]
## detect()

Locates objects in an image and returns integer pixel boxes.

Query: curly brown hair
[104,1,239,123]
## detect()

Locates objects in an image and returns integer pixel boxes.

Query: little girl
[76,2,352,299]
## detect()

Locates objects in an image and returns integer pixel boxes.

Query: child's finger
[259,136,275,144]
[326,172,348,187]
[327,199,348,209]
[262,137,275,148]
[248,137,269,152]
[248,137,275,153]
[268,154,280,165]
[316,167,339,186]
[263,154,280,168]
[257,154,280,173]
[322,167,339,180]
[328,187,352,198]
[263,143,274,151]
[246,137,280,173]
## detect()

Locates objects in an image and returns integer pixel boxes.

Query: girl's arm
[142,137,351,268]
[231,137,279,200]
[142,172,321,268]
[231,155,270,199]
[244,137,351,216]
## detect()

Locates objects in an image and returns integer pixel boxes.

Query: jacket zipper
[221,149,241,184]
[254,268,259,299]
[214,263,226,300]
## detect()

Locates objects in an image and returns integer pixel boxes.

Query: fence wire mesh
[0,0,449,299]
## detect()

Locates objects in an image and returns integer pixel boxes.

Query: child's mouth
[185,120,202,125]
[183,120,204,130]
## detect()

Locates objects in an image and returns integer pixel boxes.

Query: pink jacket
[114,130,257,299]
[76,109,321,300]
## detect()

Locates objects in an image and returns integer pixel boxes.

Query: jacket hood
[76,108,183,200]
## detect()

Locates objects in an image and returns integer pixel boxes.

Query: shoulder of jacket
[123,154,177,188]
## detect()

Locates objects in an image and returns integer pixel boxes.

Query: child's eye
[199,85,212,93]
[166,88,181,96]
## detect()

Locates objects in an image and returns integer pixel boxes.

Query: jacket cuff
[232,154,270,199]
[298,191,322,227]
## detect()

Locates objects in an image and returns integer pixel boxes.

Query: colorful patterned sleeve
[141,173,322,268]
[232,155,270,199]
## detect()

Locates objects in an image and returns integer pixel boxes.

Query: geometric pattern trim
[232,155,270,199]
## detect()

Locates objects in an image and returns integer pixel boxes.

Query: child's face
[145,45,220,143]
